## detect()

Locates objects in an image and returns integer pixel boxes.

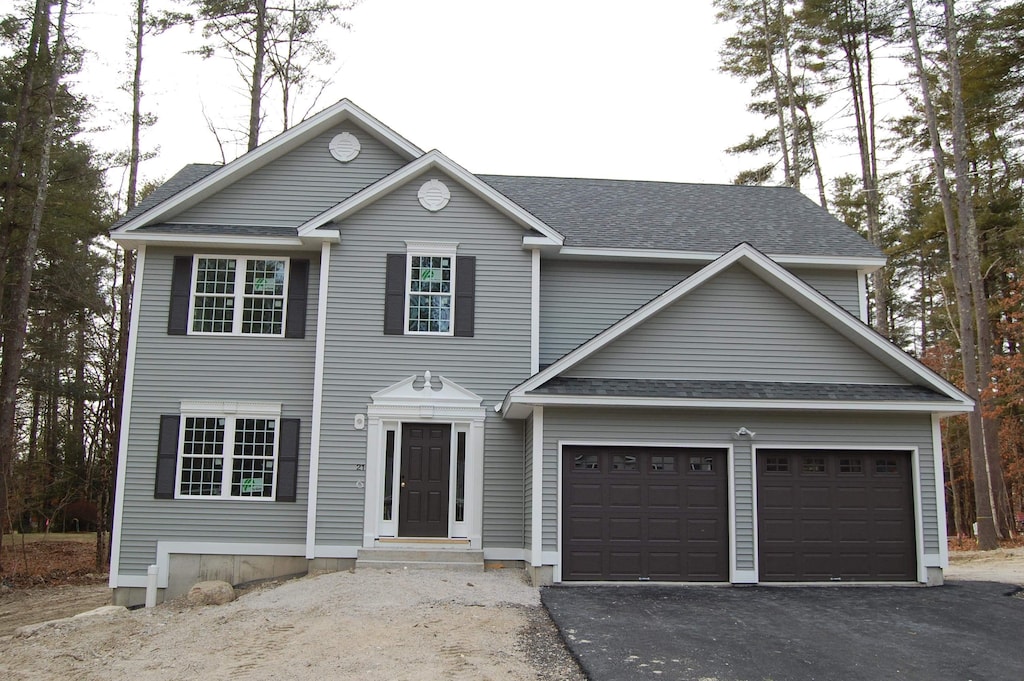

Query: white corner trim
[531,407,544,566]
[857,269,870,324]
[931,414,949,567]
[108,244,146,589]
[530,249,540,375]
[306,242,331,558]
[296,150,564,245]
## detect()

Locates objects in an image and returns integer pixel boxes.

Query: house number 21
[355,464,365,471]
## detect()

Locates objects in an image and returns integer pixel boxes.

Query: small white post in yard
[145,564,159,608]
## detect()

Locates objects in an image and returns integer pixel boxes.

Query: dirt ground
[0,542,1021,681]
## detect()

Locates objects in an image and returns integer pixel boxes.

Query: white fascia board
[504,243,972,411]
[110,232,312,250]
[509,393,972,414]
[555,245,887,270]
[115,99,423,233]
[296,150,565,245]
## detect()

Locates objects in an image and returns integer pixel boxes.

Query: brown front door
[399,423,451,537]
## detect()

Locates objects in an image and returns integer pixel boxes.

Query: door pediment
[370,371,484,413]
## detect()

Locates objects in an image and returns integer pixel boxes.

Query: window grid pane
[231,418,276,497]
[408,256,452,333]
[180,417,225,496]
[242,297,284,334]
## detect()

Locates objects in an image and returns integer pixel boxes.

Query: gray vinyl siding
[567,264,908,384]
[539,260,865,367]
[541,408,941,572]
[117,247,318,577]
[173,122,407,227]
[790,267,863,317]
[540,260,696,366]
[315,172,530,549]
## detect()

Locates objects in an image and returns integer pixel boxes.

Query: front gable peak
[297,150,564,245]
[112,99,423,234]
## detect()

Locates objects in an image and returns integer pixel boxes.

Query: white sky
[69,1,791,203]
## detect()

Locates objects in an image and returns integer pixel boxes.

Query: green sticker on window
[253,277,271,292]
[241,478,261,493]
[421,268,437,281]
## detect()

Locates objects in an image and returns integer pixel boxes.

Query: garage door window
[876,458,898,473]
[801,457,826,473]
[651,456,675,472]
[612,455,638,471]
[689,456,714,472]
[839,458,863,473]
[765,457,789,472]
[573,453,599,470]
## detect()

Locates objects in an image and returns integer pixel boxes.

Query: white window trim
[187,254,290,337]
[403,241,458,336]
[175,400,283,501]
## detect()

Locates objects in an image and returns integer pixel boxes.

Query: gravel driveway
[1,568,584,681]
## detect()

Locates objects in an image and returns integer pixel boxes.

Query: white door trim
[363,372,486,548]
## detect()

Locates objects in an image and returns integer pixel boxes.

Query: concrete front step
[356,547,485,571]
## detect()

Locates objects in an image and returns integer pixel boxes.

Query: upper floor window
[407,254,454,334]
[384,242,475,337]
[191,257,287,335]
[168,255,309,338]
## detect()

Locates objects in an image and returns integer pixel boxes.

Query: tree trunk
[942,0,1008,538]
[0,0,48,323]
[247,0,267,150]
[759,0,793,186]
[779,0,801,191]
[0,0,69,562]
[904,0,998,549]
[799,103,828,209]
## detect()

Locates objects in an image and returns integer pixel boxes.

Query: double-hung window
[384,242,475,337]
[190,256,288,335]
[407,254,454,334]
[175,402,280,500]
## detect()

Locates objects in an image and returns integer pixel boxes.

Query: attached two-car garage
[561,445,917,583]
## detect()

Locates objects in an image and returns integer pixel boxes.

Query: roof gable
[504,243,972,415]
[565,263,907,385]
[111,99,423,234]
[297,150,564,244]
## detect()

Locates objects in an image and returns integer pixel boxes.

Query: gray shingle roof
[529,377,951,402]
[111,164,220,231]
[479,175,882,259]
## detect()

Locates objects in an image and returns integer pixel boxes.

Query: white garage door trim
[751,444,924,584]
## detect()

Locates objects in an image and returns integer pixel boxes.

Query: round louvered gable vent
[329,132,361,162]
[418,179,451,212]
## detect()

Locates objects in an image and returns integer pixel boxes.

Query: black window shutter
[383,253,407,335]
[276,418,301,502]
[454,256,476,337]
[155,415,181,499]
[168,256,193,335]
[285,258,309,338]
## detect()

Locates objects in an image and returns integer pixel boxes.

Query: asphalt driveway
[542,581,1024,681]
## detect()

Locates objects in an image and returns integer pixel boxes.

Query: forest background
[0,0,1021,570]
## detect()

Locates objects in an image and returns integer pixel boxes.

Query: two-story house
[108,100,971,605]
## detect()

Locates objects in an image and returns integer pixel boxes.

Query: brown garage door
[563,446,729,581]
[757,450,916,582]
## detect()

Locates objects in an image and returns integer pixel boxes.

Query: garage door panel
[757,450,915,582]
[648,484,681,508]
[685,482,721,508]
[648,517,681,541]
[568,483,603,506]
[563,446,728,582]
[609,517,641,540]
